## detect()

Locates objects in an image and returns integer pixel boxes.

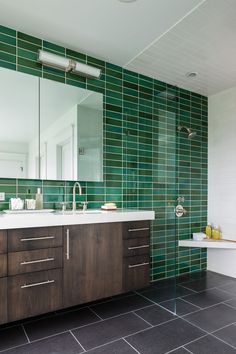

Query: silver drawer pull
[21,279,55,289]
[128,245,149,250]
[66,229,70,260]
[20,236,55,242]
[128,228,149,232]
[20,257,54,265]
[128,262,149,268]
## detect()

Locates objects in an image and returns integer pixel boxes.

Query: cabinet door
[63,223,123,307]
[0,278,7,324]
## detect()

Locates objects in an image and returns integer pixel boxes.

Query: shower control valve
[175,204,187,217]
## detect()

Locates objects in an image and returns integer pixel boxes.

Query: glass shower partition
[123,80,179,314]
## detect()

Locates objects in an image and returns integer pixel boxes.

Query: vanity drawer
[0,254,7,277]
[0,231,7,254]
[123,237,150,257]
[8,247,62,276]
[8,269,62,322]
[123,221,150,239]
[123,255,150,291]
[8,227,62,251]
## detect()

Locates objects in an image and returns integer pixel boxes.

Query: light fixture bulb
[38,50,71,71]
[73,62,102,79]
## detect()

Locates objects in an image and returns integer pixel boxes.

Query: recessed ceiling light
[186,72,198,78]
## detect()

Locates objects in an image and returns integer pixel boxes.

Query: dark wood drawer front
[123,221,150,239]
[123,255,150,291]
[0,254,7,277]
[8,269,62,322]
[0,277,7,324]
[8,247,63,276]
[8,227,62,252]
[0,231,7,254]
[123,237,150,257]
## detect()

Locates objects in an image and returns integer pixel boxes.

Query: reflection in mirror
[0,68,39,179]
[40,78,103,181]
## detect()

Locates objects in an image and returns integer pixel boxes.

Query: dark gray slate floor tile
[170,348,191,354]
[24,307,100,341]
[0,325,28,351]
[91,294,152,319]
[182,288,235,309]
[135,304,176,325]
[213,324,236,348]
[160,298,200,316]
[126,318,204,354]
[72,312,150,351]
[225,298,236,308]
[185,334,236,354]
[184,303,236,332]
[139,285,193,303]
[218,281,236,295]
[85,339,137,353]
[0,332,83,354]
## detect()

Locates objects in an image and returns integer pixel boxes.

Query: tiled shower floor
[0,271,236,353]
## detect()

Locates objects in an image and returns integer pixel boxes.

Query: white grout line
[69,330,86,352]
[131,311,153,328]
[209,332,236,350]
[21,324,30,343]
[88,306,104,321]
[123,338,141,354]
[124,0,207,67]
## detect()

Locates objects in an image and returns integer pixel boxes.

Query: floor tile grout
[131,310,154,327]
[69,330,86,352]
[123,337,141,354]
[21,324,30,343]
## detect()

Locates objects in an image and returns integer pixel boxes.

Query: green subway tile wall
[0,25,207,280]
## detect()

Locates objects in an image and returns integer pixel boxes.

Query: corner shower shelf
[179,239,236,249]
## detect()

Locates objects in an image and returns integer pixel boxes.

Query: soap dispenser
[35,188,43,210]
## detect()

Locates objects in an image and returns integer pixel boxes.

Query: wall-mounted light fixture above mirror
[38,50,102,79]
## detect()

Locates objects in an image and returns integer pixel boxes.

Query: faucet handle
[80,201,88,211]
[60,202,70,212]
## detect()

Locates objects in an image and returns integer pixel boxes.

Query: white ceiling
[0,0,235,95]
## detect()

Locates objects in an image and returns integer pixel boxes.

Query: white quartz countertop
[0,209,155,230]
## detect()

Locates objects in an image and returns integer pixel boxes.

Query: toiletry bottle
[35,188,43,210]
[212,226,221,240]
[205,224,212,239]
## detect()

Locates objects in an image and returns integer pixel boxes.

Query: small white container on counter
[192,232,206,241]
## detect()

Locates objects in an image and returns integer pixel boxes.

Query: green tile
[18,32,41,45]
[0,33,16,45]
[43,41,65,54]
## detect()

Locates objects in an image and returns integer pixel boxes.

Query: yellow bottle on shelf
[205,224,212,239]
[212,226,221,240]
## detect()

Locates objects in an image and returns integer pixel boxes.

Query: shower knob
[175,204,187,217]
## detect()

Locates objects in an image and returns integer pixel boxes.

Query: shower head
[178,125,197,139]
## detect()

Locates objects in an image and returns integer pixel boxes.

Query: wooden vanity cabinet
[63,223,123,307]
[1,219,151,324]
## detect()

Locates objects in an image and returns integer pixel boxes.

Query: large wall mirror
[0,68,103,182]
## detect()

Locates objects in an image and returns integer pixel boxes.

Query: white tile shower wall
[208,86,236,278]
